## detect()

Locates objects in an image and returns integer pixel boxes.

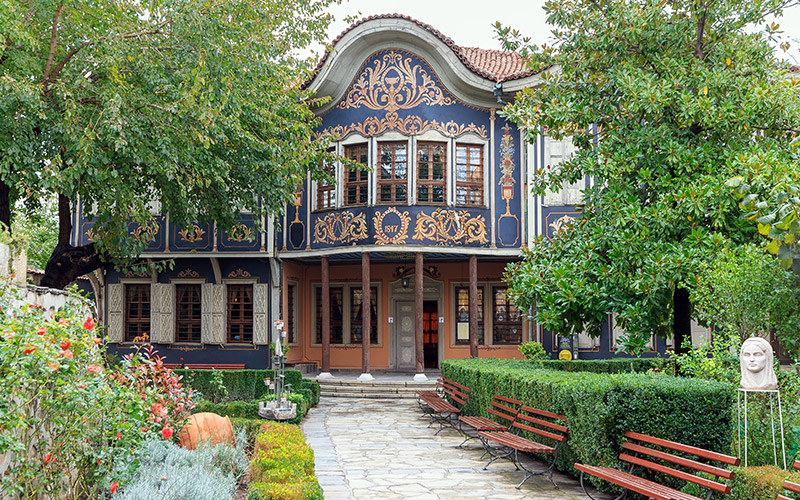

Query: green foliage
[176,369,303,403]
[690,244,800,357]
[441,358,735,492]
[0,0,340,285]
[11,195,58,270]
[193,400,260,419]
[247,422,323,500]
[300,379,321,407]
[670,336,740,382]
[112,437,248,499]
[518,341,549,360]
[499,0,799,355]
[535,357,671,374]
[230,418,265,451]
[683,465,800,500]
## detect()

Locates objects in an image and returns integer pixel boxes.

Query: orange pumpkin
[177,412,235,450]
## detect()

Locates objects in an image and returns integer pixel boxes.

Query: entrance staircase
[316,376,438,400]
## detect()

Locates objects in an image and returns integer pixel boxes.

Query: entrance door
[423,301,438,369]
[394,301,416,370]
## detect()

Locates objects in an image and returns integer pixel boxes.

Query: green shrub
[441,358,735,493]
[518,341,549,360]
[230,418,265,450]
[193,400,260,419]
[175,369,303,403]
[682,465,800,500]
[300,379,320,407]
[247,422,323,500]
[534,357,673,374]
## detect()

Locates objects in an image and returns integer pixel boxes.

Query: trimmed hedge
[533,357,674,374]
[682,465,800,500]
[300,379,320,407]
[174,369,303,403]
[193,400,260,419]
[441,358,736,490]
[247,421,323,500]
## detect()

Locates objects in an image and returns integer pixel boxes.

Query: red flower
[161,426,173,440]
[23,345,36,354]
[87,364,101,373]
[93,337,102,345]
[84,317,95,330]
[42,452,52,465]
[59,350,74,360]
[60,341,71,350]
[116,432,121,439]
[58,318,68,326]
[110,481,119,494]
[37,327,46,336]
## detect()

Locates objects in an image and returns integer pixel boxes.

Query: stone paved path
[302,397,612,500]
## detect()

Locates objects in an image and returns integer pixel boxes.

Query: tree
[499,0,800,355]
[1,0,338,289]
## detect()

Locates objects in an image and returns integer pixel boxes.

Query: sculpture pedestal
[737,388,786,468]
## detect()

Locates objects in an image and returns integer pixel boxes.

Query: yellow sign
[558,350,573,361]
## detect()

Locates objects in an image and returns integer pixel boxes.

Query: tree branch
[42,2,64,88]
[695,2,707,60]
[49,41,89,82]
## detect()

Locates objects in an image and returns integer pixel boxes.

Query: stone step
[316,380,436,388]
[320,390,419,399]
[320,385,423,394]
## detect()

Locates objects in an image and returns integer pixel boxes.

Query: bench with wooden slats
[575,431,740,500]
[162,363,182,369]
[458,394,522,449]
[416,376,446,407]
[479,405,569,489]
[183,363,246,370]
[778,459,800,500]
[420,378,471,435]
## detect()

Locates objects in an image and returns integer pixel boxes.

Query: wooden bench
[419,378,471,435]
[162,363,182,369]
[778,459,800,500]
[183,363,246,370]
[458,394,522,450]
[479,405,569,488]
[575,431,740,500]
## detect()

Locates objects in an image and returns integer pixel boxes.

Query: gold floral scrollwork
[412,208,488,244]
[549,215,575,236]
[337,51,454,112]
[373,207,411,245]
[178,224,206,243]
[318,112,487,141]
[228,269,252,278]
[130,222,160,242]
[226,223,253,242]
[177,269,201,278]
[313,212,368,244]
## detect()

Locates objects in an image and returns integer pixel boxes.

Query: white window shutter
[201,283,226,344]
[253,283,269,345]
[150,284,175,344]
[107,284,124,343]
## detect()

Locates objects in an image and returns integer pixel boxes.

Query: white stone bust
[740,336,778,391]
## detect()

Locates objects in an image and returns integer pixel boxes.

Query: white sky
[319,0,800,65]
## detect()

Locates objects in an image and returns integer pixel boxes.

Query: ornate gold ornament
[319,112,487,141]
[549,215,575,235]
[226,223,253,242]
[177,269,201,278]
[373,207,411,245]
[338,51,454,112]
[228,269,252,278]
[313,212,368,244]
[178,224,206,243]
[130,223,160,242]
[499,125,517,216]
[412,208,488,244]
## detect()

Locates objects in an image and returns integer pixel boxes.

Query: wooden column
[321,256,331,374]
[415,252,424,375]
[361,252,371,375]
[469,254,479,359]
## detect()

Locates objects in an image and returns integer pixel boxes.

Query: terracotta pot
[177,412,234,450]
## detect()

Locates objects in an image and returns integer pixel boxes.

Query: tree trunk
[673,287,691,354]
[0,180,10,232]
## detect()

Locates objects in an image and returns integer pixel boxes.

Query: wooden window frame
[455,143,484,206]
[349,286,379,345]
[316,154,337,211]
[227,283,254,344]
[175,283,202,343]
[315,286,344,345]
[124,283,151,342]
[454,285,485,345]
[416,141,447,204]
[492,286,523,345]
[377,141,408,204]
[344,144,369,207]
[286,282,297,344]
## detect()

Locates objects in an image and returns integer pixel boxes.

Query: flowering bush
[0,285,196,499]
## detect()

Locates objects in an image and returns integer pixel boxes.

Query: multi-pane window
[286,283,296,344]
[175,284,201,343]
[316,154,336,210]
[344,144,368,206]
[125,284,151,342]
[378,142,408,204]
[455,286,484,344]
[227,284,253,343]
[492,286,522,344]
[417,142,446,204]
[350,287,378,345]
[456,144,484,206]
[315,287,344,344]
